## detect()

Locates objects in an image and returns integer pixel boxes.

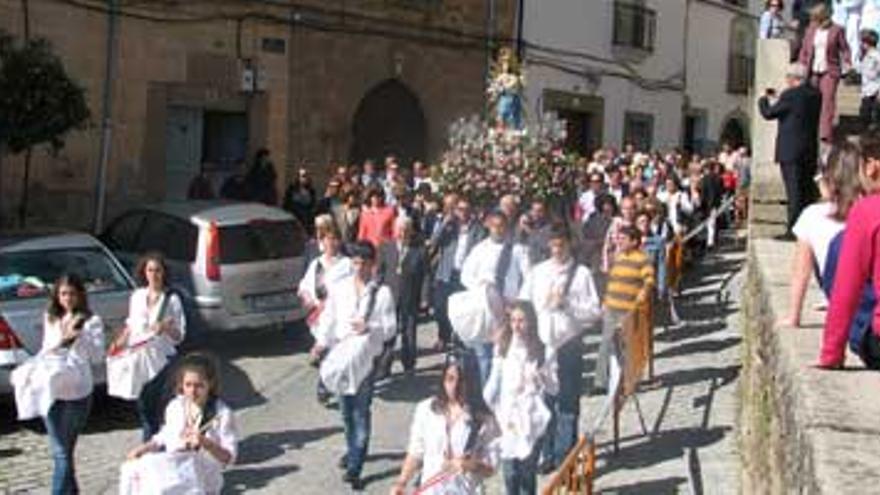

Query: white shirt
[150,396,238,494]
[461,238,531,301]
[39,313,105,401]
[453,227,471,270]
[406,398,500,491]
[813,28,830,74]
[792,201,845,276]
[125,288,186,354]
[577,190,597,222]
[483,342,556,460]
[297,255,353,306]
[314,277,396,348]
[519,259,602,352]
[861,47,880,97]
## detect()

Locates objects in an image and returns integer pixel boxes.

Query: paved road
[0,236,745,494]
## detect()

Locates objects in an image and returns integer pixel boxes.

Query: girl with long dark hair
[390,356,499,494]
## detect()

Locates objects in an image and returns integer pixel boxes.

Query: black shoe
[343,472,365,490]
[772,233,796,242]
[337,454,348,469]
[539,461,556,475]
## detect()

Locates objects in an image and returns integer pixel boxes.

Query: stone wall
[0,0,514,230]
[741,195,880,493]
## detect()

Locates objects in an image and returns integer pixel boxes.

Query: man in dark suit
[759,62,822,240]
[377,216,428,375]
[429,195,485,349]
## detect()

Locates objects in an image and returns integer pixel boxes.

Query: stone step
[838,83,860,117]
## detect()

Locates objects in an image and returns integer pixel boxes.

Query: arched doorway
[350,79,427,167]
[720,117,748,149]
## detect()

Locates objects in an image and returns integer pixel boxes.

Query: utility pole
[515,0,525,60]
[92,0,119,233]
[485,0,496,91]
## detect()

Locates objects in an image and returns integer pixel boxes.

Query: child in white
[121,353,237,495]
[483,301,556,495]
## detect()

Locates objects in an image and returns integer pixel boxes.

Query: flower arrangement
[435,112,579,210]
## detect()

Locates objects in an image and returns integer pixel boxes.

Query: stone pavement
[0,237,745,494]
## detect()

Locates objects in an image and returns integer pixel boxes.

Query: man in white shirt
[311,241,396,490]
[458,210,531,385]
[860,29,880,129]
[520,224,602,472]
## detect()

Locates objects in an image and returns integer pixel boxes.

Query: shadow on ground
[236,426,343,465]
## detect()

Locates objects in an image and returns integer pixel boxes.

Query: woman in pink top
[820,135,880,369]
[357,187,396,248]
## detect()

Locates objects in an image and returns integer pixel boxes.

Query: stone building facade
[0,0,514,229]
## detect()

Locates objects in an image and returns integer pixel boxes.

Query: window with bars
[612,1,657,52]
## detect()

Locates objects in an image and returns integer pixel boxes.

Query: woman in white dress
[122,352,237,495]
[483,301,556,495]
[109,252,186,440]
[390,356,500,495]
[13,274,105,494]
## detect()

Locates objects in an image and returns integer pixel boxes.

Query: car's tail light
[0,317,23,351]
[205,221,221,282]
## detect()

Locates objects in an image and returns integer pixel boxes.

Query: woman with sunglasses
[390,356,499,494]
[760,0,786,39]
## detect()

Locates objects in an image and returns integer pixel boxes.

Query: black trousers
[861,95,880,131]
[779,161,819,233]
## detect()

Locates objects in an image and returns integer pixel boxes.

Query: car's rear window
[219,220,305,264]
[0,247,132,301]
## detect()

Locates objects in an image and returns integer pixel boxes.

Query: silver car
[100,201,308,332]
[0,232,135,395]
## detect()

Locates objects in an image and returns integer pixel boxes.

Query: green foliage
[0,34,90,155]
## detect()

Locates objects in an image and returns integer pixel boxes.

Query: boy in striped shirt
[595,225,655,391]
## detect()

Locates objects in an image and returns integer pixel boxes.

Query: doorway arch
[720,115,749,149]
[350,79,427,167]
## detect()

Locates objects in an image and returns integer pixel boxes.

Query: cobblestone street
[0,237,745,494]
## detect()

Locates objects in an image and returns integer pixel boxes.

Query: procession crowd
[11,141,754,494]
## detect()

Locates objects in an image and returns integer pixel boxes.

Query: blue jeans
[138,360,176,441]
[43,395,92,495]
[502,445,540,495]
[340,371,375,478]
[542,338,584,468]
[467,342,494,388]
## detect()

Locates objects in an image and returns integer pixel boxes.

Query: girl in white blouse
[21,275,105,494]
[391,357,500,495]
[300,224,352,406]
[123,352,237,494]
[483,301,556,495]
[110,252,186,440]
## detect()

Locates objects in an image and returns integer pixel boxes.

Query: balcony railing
[727,53,754,94]
[612,2,657,52]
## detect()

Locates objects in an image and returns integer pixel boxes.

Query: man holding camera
[758,63,822,240]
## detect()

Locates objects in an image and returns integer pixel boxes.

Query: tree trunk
[21,0,30,40]
[19,147,31,228]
